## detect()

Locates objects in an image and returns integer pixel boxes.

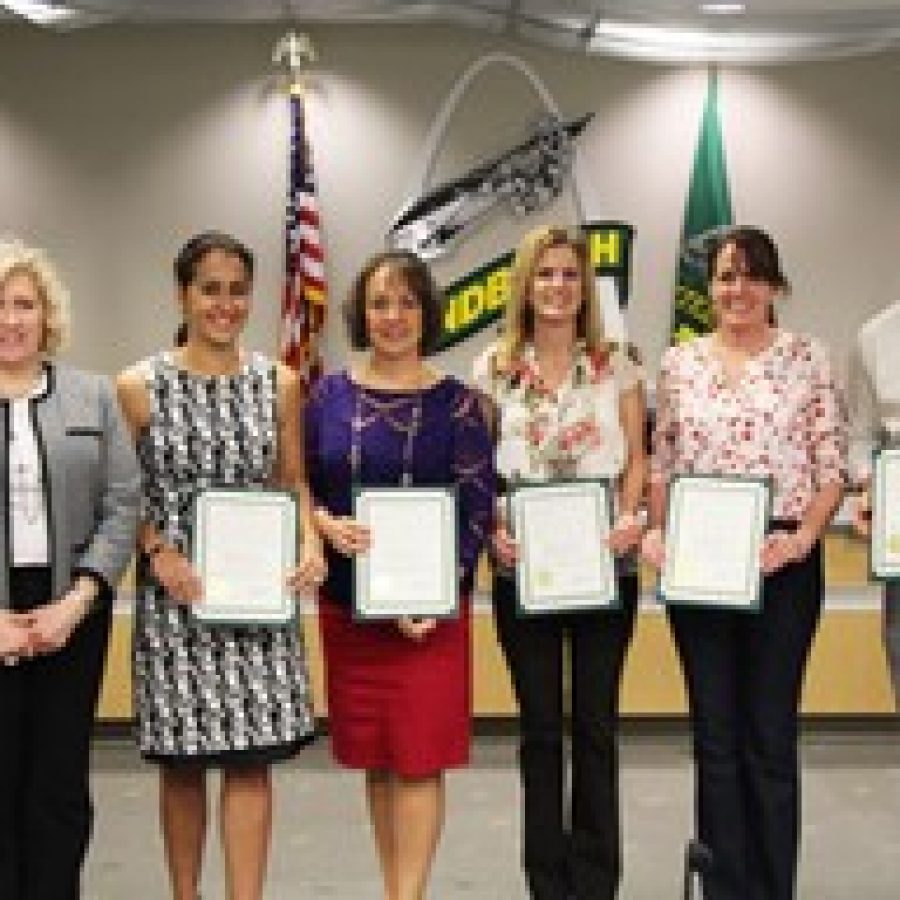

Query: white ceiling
[23,1,899,24]
[3,1,900,62]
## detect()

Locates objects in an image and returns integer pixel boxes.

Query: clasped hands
[0,580,96,662]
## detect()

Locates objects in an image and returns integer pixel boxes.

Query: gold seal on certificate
[192,488,298,625]
[353,487,459,620]
[660,475,770,611]
[872,448,900,579]
[512,480,617,614]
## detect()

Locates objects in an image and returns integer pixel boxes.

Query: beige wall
[0,24,898,382]
[3,24,896,719]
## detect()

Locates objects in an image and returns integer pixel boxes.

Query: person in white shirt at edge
[847,300,900,707]
[0,238,140,899]
[472,225,647,900]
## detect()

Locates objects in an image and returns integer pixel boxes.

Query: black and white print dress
[133,352,315,764]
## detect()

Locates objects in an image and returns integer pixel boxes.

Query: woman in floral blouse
[644,227,847,900]
[473,226,647,900]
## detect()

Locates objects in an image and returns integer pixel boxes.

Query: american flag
[282,92,327,383]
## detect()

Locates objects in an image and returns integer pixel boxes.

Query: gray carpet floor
[83,728,900,898]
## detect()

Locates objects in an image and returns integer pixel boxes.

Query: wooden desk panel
[98,534,894,721]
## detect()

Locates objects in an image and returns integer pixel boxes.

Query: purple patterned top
[305,370,496,606]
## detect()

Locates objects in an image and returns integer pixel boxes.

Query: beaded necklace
[349,370,427,487]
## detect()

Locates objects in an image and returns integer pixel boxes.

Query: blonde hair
[0,238,71,355]
[499,225,606,368]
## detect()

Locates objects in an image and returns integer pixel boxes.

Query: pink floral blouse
[473,341,642,483]
[651,330,848,521]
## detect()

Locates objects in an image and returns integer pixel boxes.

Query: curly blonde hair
[499,226,606,368]
[0,237,71,354]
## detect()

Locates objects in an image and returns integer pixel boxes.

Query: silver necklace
[350,387,423,487]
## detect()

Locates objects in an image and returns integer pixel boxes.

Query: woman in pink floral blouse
[473,226,647,900]
[644,227,848,900]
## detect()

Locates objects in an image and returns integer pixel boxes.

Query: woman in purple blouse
[305,250,495,900]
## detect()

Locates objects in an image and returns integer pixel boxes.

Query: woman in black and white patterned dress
[117,232,325,900]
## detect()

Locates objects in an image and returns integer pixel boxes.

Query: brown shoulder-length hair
[706,226,789,328]
[706,226,791,293]
[499,226,606,367]
[343,249,443,356]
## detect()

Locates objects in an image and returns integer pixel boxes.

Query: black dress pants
[667,543,822,900]
[0,567,112,900]
[493,572,638,900]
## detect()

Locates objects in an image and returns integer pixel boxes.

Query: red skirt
[317,596,471,778]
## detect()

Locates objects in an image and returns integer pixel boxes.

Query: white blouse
[473,341,642,483]
[8,374,50,566]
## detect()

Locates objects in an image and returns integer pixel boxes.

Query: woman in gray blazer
[0,238,140,900]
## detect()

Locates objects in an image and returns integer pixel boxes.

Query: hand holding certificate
[872,448,900,579]
[512,480,618,614]
[353,487,458,620]
[193,489,298,625]
[659,475,770,611]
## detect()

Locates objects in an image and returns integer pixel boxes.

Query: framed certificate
[353,487,459,621]
[511,480,618,614]
[659,475,770,611]
[192,488,297,625]
[871,447,900,580]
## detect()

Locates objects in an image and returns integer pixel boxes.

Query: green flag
[670,70,733,345]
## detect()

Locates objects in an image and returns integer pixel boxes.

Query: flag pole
[668,65,734,345]
[274,32,328,385]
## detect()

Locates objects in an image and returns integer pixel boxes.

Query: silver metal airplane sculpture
[387,113,593,260]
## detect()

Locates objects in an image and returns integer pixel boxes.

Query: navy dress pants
[668,543,823,900]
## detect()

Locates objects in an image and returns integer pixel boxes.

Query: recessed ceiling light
[700,2,746,13]
[0,1,81,26]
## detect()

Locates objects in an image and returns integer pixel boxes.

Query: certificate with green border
[353,487,459,621]
[871,448,900,580]
[511,479,618,614]
[659,475,770,612]
[193,488,297,625]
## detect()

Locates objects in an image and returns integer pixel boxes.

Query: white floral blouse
[472,341,643,484]
[651,330,848,521]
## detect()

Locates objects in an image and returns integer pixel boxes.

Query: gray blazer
[0,363,140,610]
